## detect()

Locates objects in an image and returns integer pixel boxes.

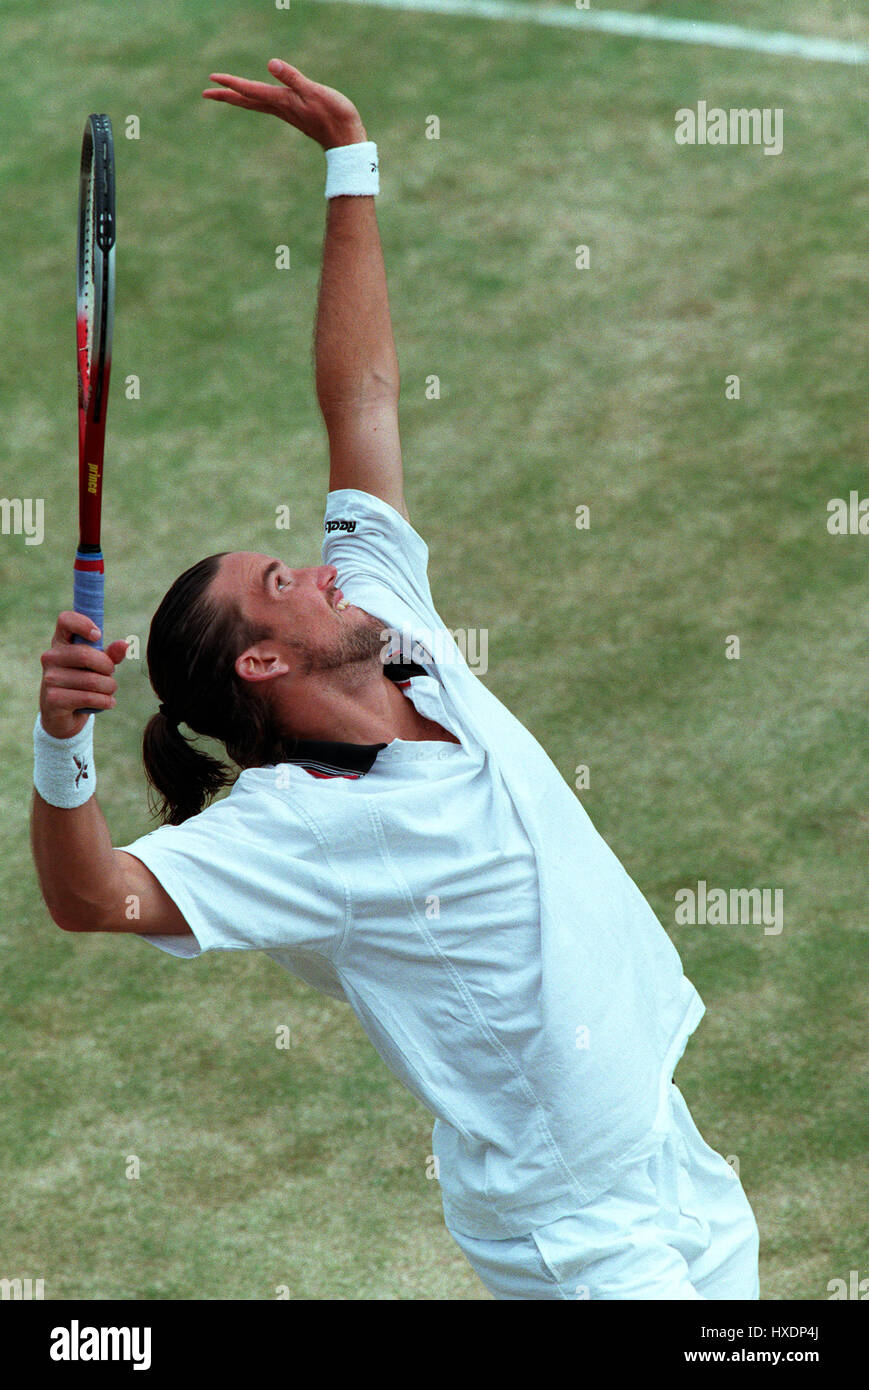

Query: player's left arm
[203,59,408,520]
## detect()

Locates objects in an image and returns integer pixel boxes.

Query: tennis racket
[73,113,115,685]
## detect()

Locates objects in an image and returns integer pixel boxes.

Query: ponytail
[143,553,291,825]
[142,709,233,827]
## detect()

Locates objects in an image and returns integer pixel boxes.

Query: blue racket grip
[72,550,105,713]
[73,551,105,646]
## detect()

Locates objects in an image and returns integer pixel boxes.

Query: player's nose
[313,565,338,591]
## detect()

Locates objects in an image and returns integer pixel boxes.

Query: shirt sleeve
[119,780,348,961]
[322,489,446,634]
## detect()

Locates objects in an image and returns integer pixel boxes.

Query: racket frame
[73,114,116,704]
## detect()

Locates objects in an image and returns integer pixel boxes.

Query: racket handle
[72,549,105,713]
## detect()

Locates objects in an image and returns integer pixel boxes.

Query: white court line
[306,0,869,66]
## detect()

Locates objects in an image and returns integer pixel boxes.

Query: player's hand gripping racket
[73,114,116,709]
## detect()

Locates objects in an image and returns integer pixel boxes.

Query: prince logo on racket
[32,61,760,1301]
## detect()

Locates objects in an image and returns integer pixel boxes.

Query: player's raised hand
[203,60,367,148]
[39,612,128,739]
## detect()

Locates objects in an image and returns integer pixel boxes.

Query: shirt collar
[281,658,430,779]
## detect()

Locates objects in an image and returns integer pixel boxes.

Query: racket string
[78,172,95,399]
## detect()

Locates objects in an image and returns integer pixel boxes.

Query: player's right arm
[30,611,191,936]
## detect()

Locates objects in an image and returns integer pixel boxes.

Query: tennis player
[32,60,759,1300]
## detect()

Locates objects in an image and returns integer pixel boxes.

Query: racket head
[76,113,115,551]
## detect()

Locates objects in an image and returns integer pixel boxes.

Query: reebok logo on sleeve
[325,519,357,534]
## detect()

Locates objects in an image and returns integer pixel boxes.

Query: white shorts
[448,1084,760,1300]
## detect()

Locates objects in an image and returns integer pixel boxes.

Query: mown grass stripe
[307,0,869,66]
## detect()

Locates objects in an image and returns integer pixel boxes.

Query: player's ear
[235,643,290,684]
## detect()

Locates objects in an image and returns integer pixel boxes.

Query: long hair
[143,554,294,825]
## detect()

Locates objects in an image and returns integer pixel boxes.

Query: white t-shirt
[123,489,704,1238]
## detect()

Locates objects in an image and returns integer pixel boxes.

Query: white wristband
[33,713,96,809]
[325,141,379,198]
